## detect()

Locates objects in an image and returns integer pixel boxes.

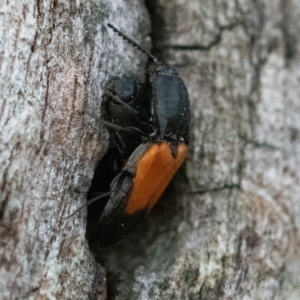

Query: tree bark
[0,1,149,299]
[1,0,300,300]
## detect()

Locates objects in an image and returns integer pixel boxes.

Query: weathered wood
[1,0,300,299]
[100,0,300,299]
[0,1,149,299]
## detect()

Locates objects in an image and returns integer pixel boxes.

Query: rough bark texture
[0,1,149,299]
[1,0,300,300]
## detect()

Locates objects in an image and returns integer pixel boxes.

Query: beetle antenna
[104,121,150,137]
[107,23,157,63]
[63,192,111,219]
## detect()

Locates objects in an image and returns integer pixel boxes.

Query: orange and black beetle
[87,24,190,246]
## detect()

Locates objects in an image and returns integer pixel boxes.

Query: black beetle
[86,23,190,246]
[102,74,152,158]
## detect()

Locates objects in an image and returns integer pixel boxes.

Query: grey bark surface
[100,0,300,299]
[0,0,149,299]
[1,0,300,300]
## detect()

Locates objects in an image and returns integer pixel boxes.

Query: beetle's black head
[105,75,139,103]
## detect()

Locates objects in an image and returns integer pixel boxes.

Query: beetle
[87,23,190,246]
[101,74,152,158]
[86,75,151,234]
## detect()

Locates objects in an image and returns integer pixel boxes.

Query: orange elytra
[125,142,187,214]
